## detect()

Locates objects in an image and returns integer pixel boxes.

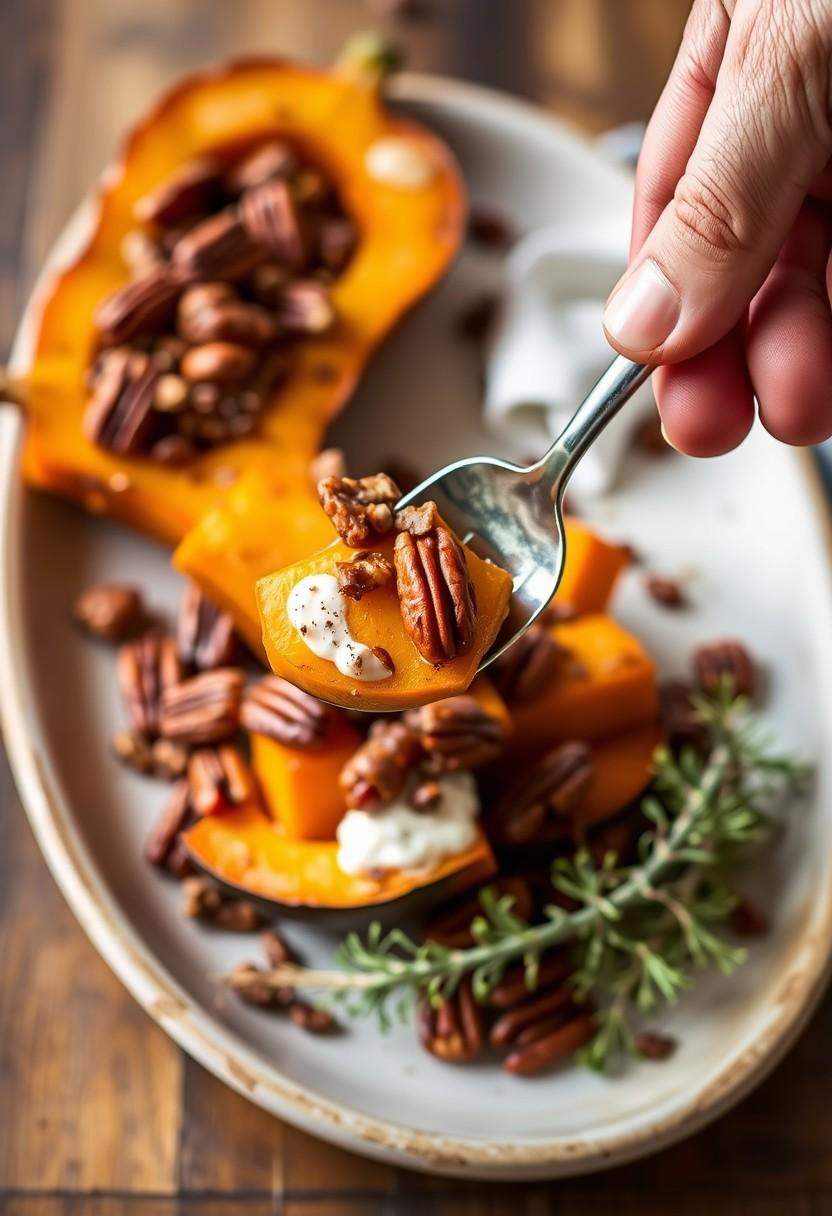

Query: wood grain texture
[7,0,832,1212]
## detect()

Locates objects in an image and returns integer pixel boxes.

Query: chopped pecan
[729,896,769,936]
[318,473,401,547]
[468,204,515,248]
[394,524,476,665]
[240,675,337,750]
[181,341,257,383]
[660,679,710,753]
[693,639,755,699]
[645,573,687,608]
[275,280,335,334]
[634,1030,677,1060]
[150,737,190,781]
[83,350,161,455]
[177,581,239,671]
[225,140,298,194]
[338,720,421,809]
[418,979,484,1063]
[455,293,498,341]
[73,582,145,641]
[187,744,254,815]
[336,550,395,601]
[318,216,358,273]
[118,631,183,737]
[239,179,308,271]
[489,741,594,845]
[289,1000,339,1034]
[111,728,154,775]
[394,500,439,536]
[144,779,194,869]
[261,926,301,967]
[133,155,222,226]
[159,667,244,744]
[405,694,505,771]
[181,876,263,930]
[171,208,265,282]
[94,268,180,344]
[424,876,534,949]
[503,1010,595,1075]
[228,962,296,1009]
[491,625,567,704]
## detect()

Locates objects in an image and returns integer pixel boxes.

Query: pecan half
[418,979,484,1063]
[144,779,194,869]
[159,668,244,744]
[171,208,265,282]
[503,1010,595,1075]
[133,155,222,227]
[485,952,573,1009]
[405,694,505,770]
[73,582,145,641]
[118,631,183,737]
[645,573,687,608]
[225,140,298,194]
[94,268,180,344]
[177,582,239,671]
[488,741,594,845]
[318,473,401,547]
[491,625,567,704]
[187,744,254,815]
[338,720,421,809]
[178,297,278,346]
[240,676,336,750]
[181,876,263,930]
[336,550,394,601]
[489,985,575,1047]
[239,179,308,271]
[181,341,257,383]
[83,350,161,455]
[261,926,301,967]
[394,524,476,665]
[693,639,755,699]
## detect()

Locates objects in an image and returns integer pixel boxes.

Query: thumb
[603,7,831,364]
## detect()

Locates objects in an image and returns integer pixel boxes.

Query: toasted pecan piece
[318,473,401,547]
[338,720,421,810]
[336,550,395,601]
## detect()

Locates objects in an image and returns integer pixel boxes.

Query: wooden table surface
[2,1,832,1212]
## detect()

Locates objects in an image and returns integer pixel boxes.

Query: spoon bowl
[395,354,652,668]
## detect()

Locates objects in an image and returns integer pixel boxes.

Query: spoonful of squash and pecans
[257,355,652,711]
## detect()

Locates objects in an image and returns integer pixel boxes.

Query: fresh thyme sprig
[232,691,806,1070]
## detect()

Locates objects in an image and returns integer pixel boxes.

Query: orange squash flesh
[173,473,332,654]
[555,520,631,614]
[507,614,659,751]
[184,798,495,913]
[257,532,513,711]
[581,723,662,827]
[21,58,465,546]
[251,715,360,841]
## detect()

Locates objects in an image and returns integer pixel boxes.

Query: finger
[747,205,832,446]
[631,0,730,256]
[604,0,832,364]
[654,326,755,456]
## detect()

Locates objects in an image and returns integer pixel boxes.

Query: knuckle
[670,168,751,261]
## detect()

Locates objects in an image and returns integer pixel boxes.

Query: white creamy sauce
[337,772,480,876]
[365,137,435,189]
[287,573,391,682]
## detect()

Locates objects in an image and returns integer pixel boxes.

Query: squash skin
[183,798,496,925]
[21,58,466,545]
[256,531,514,711]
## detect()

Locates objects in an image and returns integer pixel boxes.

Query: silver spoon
[395,354,653,670]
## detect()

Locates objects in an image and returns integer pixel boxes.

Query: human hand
[602,0,832,455]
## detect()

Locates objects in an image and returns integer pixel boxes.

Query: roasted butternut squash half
[184,798,496,921]
[256,516,513,711]
[20,57,465,546]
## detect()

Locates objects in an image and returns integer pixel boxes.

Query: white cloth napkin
[483,220,656,496]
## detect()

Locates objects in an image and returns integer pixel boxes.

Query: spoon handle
[533,354,653,490]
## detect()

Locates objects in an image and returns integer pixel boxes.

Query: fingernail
[659,419,678,451]
[603,259,680,352]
